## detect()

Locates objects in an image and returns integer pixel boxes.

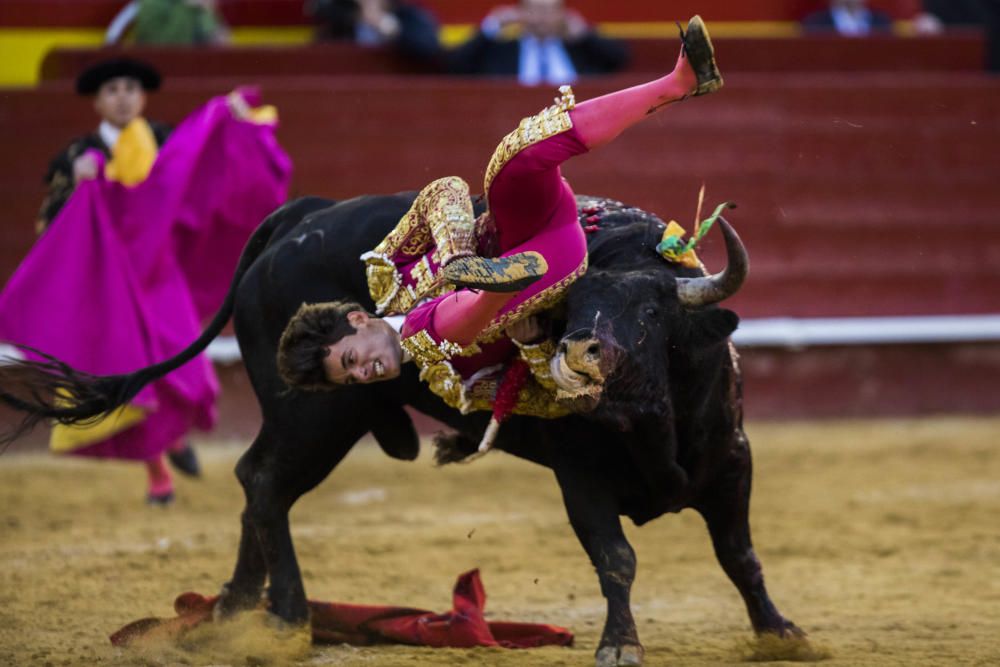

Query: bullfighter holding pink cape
[0,59,291,503]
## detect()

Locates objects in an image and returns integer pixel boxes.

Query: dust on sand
[1,417,999,666]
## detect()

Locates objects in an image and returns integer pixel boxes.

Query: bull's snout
[559,337,604,382]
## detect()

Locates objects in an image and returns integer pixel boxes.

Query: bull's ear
[687,308,739,344]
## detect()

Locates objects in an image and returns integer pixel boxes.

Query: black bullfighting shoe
[146,490,175,506]
[167,442,202,477]
[681,15,723,96]
[443,251,549,293]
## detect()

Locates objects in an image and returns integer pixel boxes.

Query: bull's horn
[675,217,749,307]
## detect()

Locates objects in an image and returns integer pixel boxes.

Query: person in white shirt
[802,0,894,36]
[448,0,628,85]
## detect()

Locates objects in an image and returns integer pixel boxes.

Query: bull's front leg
[556,464,643,667]
[251,482,309,623]
[216,438,286,618]
[217,414,360,625]
[228,440,309,624]
[696,435,804,638]
[215,504,268,616]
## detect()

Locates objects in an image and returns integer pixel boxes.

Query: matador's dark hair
[276,300,368,391]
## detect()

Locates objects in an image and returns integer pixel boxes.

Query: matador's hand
[72,154,99,182]
[506,315,545,344]
[226,90,251,120]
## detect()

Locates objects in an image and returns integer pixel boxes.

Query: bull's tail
[0,208,285,448]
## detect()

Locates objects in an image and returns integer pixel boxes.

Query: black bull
[0,192,803,666]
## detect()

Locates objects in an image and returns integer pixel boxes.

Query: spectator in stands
[305,0,441,61]
[921,0,992,26]
[105,0,230,46]
[802,0,894,36]
[447,0,628,85]
[920,0,1000,71]
[13,57,291,506]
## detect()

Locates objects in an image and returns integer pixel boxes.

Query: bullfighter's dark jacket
[37,121,170,233]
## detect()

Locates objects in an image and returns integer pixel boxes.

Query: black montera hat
[75,57,162,96]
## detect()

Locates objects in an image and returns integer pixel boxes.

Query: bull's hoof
[213,582,265,621]
[780,620,808,639]
[758,618,807,640]
[596,643,644,667]
[202,604,312,664]
[742,626,830,662]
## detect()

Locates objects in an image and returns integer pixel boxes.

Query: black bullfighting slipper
[167,443,201,478]
[146,490,175,506]
[443,251,549,293]
[680,15,723,96]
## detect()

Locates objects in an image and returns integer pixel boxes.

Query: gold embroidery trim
[401,330,480,367]
[512,380,571,418]
[425,176,476,266]
[361,251,404,315]
[418,358,570,418]
[418,360,475,413]
[483,86,576,200]
[410,255,437,298]
[513,339,559,392]
[363,177,477,315]
[477,253,588,342]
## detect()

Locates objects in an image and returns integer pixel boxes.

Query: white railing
[3,314,1000,365]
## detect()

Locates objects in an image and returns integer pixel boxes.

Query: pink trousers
[406,50,699,345]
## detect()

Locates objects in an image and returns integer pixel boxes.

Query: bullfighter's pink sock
[421,54,700,347]
[569,47,698,150]
[145,456,173,497]
[432,290,515,345]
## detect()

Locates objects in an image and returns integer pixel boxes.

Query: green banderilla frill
[656,201,737,262]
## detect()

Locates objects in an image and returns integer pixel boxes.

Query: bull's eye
[645,307,658,318]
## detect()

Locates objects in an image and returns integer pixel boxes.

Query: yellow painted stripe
[599,21,803,39]
[439,24,476,46]
[0,29,104,87]
[0,27,315,87]
[441,21,804,45]
[229,26,313,45]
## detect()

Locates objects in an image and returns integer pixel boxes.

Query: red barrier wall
[1,41,999,425]
[4,72,998,318]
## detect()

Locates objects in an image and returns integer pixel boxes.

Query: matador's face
[323,312,403,385]
[93,76,146,129]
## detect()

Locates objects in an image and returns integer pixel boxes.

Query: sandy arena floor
[1,417,999,666]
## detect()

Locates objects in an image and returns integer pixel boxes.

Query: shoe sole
[686,15,724,96]
[444,252,549,293]
[146,491,175,506]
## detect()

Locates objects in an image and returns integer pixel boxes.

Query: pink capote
[0,91,292,460]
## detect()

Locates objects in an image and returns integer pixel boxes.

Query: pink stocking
[145,456,173,497]
[432,290,515,346]
[407,53,702,347]
[570,47,698,150]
